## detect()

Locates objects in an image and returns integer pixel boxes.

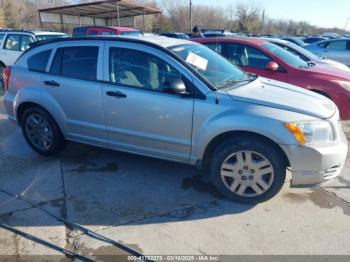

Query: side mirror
[266,61,279,71]
[164,79,187,95]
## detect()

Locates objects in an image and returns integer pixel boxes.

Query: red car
[72,26,142,37]
[193,37,350,120]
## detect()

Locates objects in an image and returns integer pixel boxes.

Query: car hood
[303,63,350,79]
[225,77,336,119]
[317,59,350,72]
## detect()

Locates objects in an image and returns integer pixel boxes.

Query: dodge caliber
[3,36,348,203]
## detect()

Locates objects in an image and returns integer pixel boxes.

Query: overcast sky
[189,0,350,29]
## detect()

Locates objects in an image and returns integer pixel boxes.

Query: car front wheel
[209,135,287,204]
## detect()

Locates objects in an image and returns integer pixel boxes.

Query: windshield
[282,37,305,46]
[120,31,143,36]
[262,43,309,68]
[169,43,250,89]
[35,34,67,41]
[287,42,319,60]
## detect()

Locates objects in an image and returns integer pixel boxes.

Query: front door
[101,43,194,162]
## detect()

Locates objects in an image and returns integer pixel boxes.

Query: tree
[235,2,262,34]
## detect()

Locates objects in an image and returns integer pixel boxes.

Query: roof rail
[0,28,33,33]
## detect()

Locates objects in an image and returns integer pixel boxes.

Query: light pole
[345,17,350,31]
[189,0,192,32]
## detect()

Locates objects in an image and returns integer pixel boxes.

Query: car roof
[28,35,195,51]
[260,38,289,45]
[74,26,138,32]
[109,27,138,32]
[33,31,67,36]
[194,37,268,46]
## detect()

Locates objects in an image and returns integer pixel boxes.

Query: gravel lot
[0,90,350,259]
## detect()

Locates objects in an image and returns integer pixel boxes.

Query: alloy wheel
[220,150,275,197]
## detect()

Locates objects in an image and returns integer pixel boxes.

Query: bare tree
[235,2,262,34]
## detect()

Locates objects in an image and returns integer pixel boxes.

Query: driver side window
[225,43,272,69]
[109,47,183,92]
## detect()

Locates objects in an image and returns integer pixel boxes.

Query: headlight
[284,121,334,145]
[331,80,350,91]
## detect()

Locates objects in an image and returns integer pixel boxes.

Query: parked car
[262,38,350,72]
[3,36,348,203]
[159,32,190,39]
[305,39,350,67]
[72,26,142,37]
[194,37,350,120]
[303,37,328,44]
[0,29,67,87]
[279,36,306,47]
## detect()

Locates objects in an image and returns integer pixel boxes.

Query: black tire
[0,63,5,89]
[21,107,66,156]
[209,135,287,204]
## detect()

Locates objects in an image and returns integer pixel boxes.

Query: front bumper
[281,130,348,186]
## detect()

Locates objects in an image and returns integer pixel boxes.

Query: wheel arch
[202,130,290,170]
[16,102,65,138]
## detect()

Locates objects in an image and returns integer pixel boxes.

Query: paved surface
[0,90,350,259]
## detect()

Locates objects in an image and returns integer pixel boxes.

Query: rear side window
[4,34,21,51]
[4,34,34,51]
[50,46,98,81]
[0,34,5,41]
[27,50,52,72]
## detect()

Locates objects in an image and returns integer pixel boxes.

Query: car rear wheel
[21,107,66,155]
[209,135,287,204]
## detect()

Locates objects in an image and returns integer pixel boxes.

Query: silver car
[305,38,350,67]
[262,38,350,72]
[3,36,348,203]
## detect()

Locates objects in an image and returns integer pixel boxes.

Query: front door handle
[106,90,127,98]
[44,80,60,87]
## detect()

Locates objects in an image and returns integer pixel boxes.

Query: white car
[0,30,67,87]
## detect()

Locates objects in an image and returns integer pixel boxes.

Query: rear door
[42,42,107,146]
[101,42,194,162]
[223,43,288,82]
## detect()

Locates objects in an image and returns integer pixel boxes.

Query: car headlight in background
[284,121,334,145]
[331,80,350,91]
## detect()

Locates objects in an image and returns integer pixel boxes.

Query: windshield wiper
[299,61,316,69]
[217,74,257,89]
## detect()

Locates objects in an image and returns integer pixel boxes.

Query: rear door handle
[106,90,127,98]
[44,80,60,87]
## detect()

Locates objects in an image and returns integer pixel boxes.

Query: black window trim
[107,46,198,98]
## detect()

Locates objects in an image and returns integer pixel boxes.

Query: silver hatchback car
[3,36,348,203]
